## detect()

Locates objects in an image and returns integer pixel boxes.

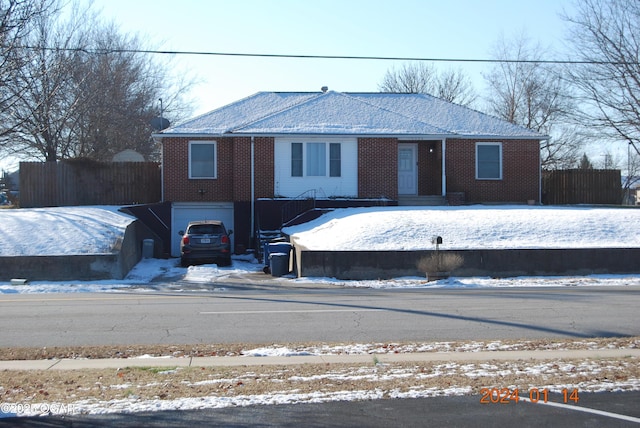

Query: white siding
[171,202,234,257]
[274,137,358,197]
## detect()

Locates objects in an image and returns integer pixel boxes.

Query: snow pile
[285,205,640,250]
[0,206,134,256]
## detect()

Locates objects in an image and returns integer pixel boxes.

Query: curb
[0,348,637,371]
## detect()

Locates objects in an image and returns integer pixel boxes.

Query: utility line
[17,46,640,65]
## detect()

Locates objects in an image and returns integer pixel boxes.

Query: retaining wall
[297,248,640,280]
[0,221,150,281]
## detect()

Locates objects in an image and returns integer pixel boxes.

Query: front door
[398,144,417,195]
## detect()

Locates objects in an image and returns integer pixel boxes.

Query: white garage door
[171,202,234,257]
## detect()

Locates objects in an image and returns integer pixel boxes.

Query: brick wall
[254,137,275,198]
[163,136,275,202]
[418,141,442,195]
[445,139,540,203]
[163,137,234,201]
[358,137,398,199]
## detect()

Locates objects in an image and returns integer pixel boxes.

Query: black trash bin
[270,253,289,277]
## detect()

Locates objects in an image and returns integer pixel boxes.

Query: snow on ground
[0,206,134,256]
[284,205,640,250]
[1,205,640,293]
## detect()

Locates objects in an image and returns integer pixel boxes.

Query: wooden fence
[20,161,161,208]
[542,169,621,205]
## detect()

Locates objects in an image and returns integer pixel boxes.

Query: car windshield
[188,224,223,235]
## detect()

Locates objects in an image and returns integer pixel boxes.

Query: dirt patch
[2,358,639,405]
[1,337,637,361]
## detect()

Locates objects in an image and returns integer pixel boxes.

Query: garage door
[171,202,234,257]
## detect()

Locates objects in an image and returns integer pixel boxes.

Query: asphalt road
[1,284,639,347]
[4,392,640,427]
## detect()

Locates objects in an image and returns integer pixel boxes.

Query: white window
[189,141,217,179]
[476,142,502,180]
[307,142,326,176]
[290,142,341,177]
[291,143,303,177]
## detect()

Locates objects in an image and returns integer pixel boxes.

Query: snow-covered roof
[159,91,546,139]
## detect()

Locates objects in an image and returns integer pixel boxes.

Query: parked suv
[179,220,233,267]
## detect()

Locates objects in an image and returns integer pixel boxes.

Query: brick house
[154,90,547,257]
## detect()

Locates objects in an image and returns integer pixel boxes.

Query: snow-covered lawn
[284,205,640,250]
[0,206,133,256]
[1,205,640,293]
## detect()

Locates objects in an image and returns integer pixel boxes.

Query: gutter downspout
[152,134,164,201]
[441,139,446,197]
[539,139,544,204]
[251,136,255,243]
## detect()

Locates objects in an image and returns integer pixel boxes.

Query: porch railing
[281,189,316,227]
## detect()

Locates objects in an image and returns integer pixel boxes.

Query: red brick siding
[163,136,260,202]
[445,139,540,203]
[418,141,442,195]
[254,137,275,198]
[358,138,397,199]
[231,137,251,201]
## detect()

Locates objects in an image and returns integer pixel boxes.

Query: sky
[89,0,573,115]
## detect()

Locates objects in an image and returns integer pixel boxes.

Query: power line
[18,46,640,65]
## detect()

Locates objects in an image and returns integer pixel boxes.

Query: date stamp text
[479,387,580,404]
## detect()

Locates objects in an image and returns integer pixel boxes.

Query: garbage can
[263,240,292,274]
[270,253,289,277]
[268,242,292,276]
[142,239,154,258]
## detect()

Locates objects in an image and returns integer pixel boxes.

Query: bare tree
[379,62,477,106]
[434,68,477,106]
[562,0,640,158]
[4,4,87,161]
[0,2,192,162]
[484,32,579,169]
[0,0,55,141]
[541,125,583,170]
[70,23,168,161]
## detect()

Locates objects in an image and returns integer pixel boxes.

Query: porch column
[441,139,446,196]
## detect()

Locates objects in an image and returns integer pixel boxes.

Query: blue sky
[1,0,578,171]
[92,0,573,115]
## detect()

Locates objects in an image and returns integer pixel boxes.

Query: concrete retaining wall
[298,248,640,280]
[0,221,146,282]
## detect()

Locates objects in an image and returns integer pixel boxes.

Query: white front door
[398,144,417,195]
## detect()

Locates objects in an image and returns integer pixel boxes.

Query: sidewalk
[1,348,638,371]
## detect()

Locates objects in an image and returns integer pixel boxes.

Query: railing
[281,189,316,227]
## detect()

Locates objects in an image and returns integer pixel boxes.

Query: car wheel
[181,258,190,267]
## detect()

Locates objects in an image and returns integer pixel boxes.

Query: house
[154,90,547,257]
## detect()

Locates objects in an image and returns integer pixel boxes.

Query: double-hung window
[476,142,502,180]
[189,141,217,179]
[291,142,341,177]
